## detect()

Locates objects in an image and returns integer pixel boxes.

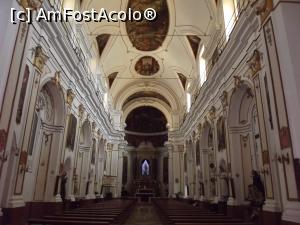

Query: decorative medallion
[135,56,159,76]
[126,0,169,51]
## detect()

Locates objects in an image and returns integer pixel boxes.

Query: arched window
[222,0,238,40]
[187,93,191,112]
[199,46,206,86]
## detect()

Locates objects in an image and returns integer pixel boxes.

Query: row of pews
[153,199,255,225]
[28,199,136,225]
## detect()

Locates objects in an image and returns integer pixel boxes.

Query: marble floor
[124,202,163,225]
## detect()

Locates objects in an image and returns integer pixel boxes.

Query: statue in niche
[141,160,150,176]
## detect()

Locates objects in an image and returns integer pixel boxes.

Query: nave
[1,0,300,225]
[26,198,259,225]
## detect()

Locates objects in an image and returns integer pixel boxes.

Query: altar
[135,188,155,202]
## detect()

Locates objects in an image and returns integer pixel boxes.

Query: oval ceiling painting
[135,56,160,76]
[126,0,169,51]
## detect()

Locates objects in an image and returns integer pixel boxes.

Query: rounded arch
[122,97,173,127]
[114,81,181,111]
[228,84,255,127]
[38,80,66,127]
[200,120,214,149]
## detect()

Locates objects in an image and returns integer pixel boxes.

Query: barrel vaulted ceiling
[81,0,218,123]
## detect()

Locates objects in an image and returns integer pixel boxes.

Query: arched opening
[200,121,217,201]
[32,81,66,201]
[74,120,92,197]
[228,84,264,204]
[123,106,169,197]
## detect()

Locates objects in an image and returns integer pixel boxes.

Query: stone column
[116,142,126,197]
[165,142,174,197]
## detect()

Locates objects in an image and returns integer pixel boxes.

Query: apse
[125,106,168,147]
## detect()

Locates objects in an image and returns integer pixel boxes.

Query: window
[187,93,191,113]
[222,0,238,40]
[199,46,206,86]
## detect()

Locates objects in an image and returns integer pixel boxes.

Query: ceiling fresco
[135,56,160,76]
[126,0,169,51]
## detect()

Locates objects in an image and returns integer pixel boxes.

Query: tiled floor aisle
[125,202,163,225]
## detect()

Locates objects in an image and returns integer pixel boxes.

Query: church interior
[0,0,300,225]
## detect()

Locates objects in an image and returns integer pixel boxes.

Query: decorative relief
[248,50,262,76]
[92,122,96,131]
[220,91,228,109]
[33,46,48,74]
[78,104,85,119]
[66,89,75,107]
[208,106,216,121]
[107,143,113,151]
[19,0,43,10]
[38,86,54,123]
[251,0,273,23]
[234,75,244,89]
[52,71,61,87]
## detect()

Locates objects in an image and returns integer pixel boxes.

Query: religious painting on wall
[16,65,30,124]
[208,127,214,148]
[126,0,169,51]
[0,129,7,152]
[163,157,168,184]
[91,139,96,165]
[135,56,159,76]
[217,117,226,150]
[122,156,128,185]
[196,140,200,166]
[66,114,77,151]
